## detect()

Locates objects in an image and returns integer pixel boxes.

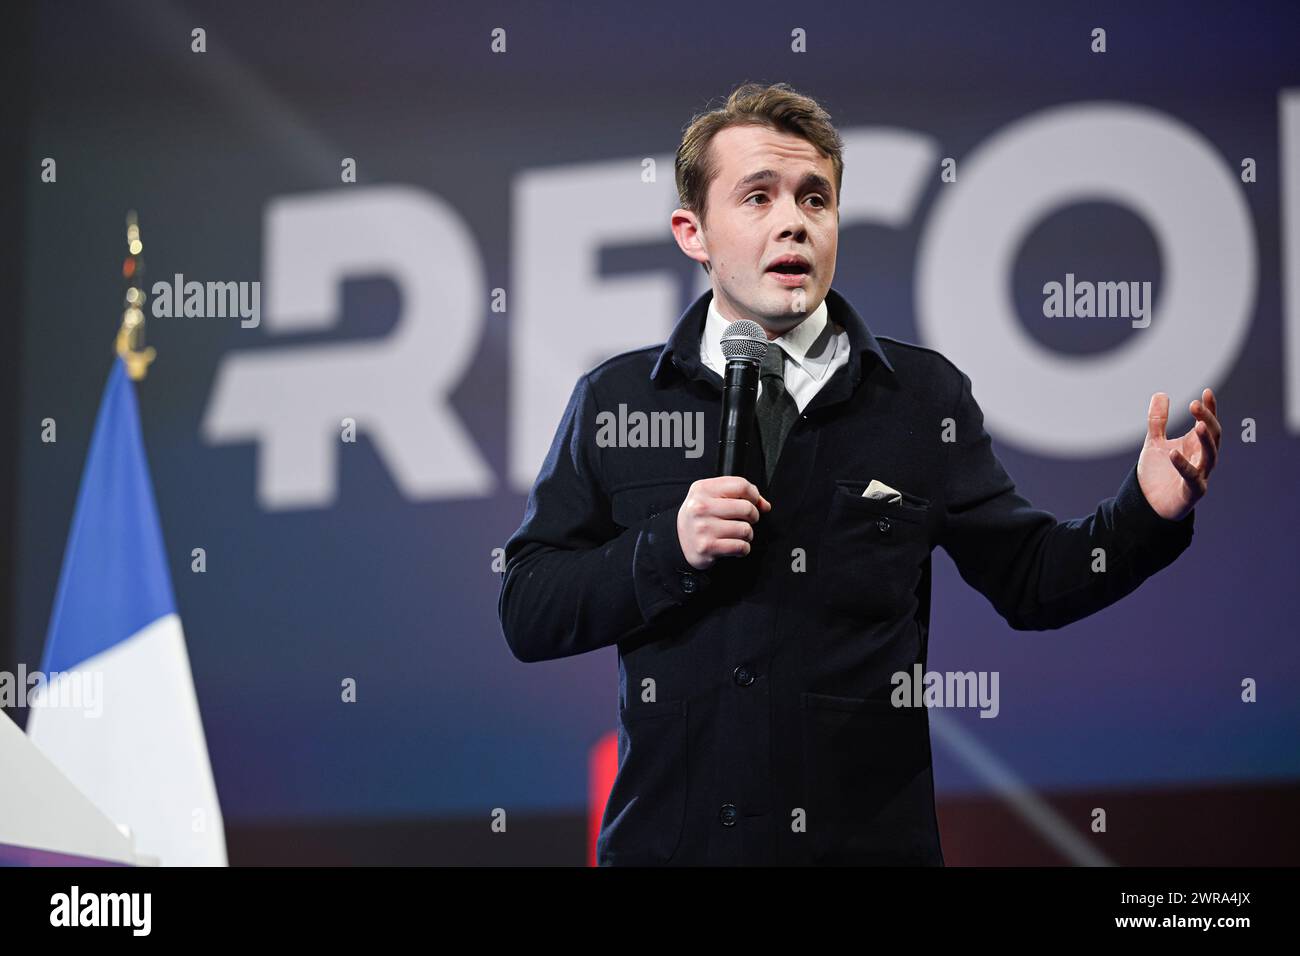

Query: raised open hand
[1136,388,1220,522]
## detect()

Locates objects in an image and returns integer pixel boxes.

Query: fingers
[705,517,756,544]
[1194,418,1218,474]
[709,497,762,523]
[710,537,752,558]
[1188,388,1221,480]
[685,494,758,523]
[1191,392,1221,446]
[687,519,754,561]
[1147,392,1169,443]
[707,476,771,511]
[1168,447,1202,489]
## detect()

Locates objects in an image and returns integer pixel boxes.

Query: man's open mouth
[768,262,811,285]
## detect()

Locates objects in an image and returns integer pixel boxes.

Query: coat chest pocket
[817,480,933,619]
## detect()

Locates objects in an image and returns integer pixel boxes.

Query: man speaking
[497,82,1221,865]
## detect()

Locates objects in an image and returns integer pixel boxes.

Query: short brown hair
[675,82,845,272]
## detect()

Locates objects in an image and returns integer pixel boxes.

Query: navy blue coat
[498,287,1195,865]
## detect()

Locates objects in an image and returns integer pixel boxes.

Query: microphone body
[715,319,770,477]
[716,357,760,476]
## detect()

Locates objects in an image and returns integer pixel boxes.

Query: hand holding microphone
[677,477,771,570]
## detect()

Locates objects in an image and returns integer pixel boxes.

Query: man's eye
[745,193,827,207]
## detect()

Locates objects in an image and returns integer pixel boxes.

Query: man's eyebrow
[730,169,834,198]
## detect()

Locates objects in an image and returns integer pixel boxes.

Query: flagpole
[115,210,155,381]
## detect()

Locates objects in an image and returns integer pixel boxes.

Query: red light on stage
[587,731,618,867]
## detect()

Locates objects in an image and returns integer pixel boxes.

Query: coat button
[680,572,698,594]
[876,517,892,534]
[719,804,739,826]
[733,664,755,687]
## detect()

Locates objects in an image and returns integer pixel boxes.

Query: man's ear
[671,208,710,272]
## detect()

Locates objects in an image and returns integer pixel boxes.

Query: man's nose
[777,197,809,239]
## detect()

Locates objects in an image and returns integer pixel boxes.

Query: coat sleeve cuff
[1113,462,1196,551]
[631,508,712,621]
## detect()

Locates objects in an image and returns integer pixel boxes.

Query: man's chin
[764,287,820,320]
[753,311,807,339]
[717,284,819,331]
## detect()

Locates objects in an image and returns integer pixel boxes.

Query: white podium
[0,709,150,866]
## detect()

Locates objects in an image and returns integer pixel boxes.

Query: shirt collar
[652,286,895,388]
[702,295,838,381]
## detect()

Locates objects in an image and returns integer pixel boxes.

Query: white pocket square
[862,479,903,505]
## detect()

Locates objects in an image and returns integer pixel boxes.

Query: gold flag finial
[115,210,156,381]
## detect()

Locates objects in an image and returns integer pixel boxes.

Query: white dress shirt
[698,295,851,413]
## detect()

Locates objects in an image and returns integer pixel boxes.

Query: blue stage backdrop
[13,0,1300,837]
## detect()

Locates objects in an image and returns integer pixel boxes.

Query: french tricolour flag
[27,357,227,866]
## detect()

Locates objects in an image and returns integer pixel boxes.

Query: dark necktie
[755,343,799,484]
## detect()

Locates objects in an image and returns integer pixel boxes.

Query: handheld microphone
[716,319,769,476]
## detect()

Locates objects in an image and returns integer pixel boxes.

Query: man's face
[672,123,838,337]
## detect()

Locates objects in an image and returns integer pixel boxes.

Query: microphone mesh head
[720,319,769,362]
